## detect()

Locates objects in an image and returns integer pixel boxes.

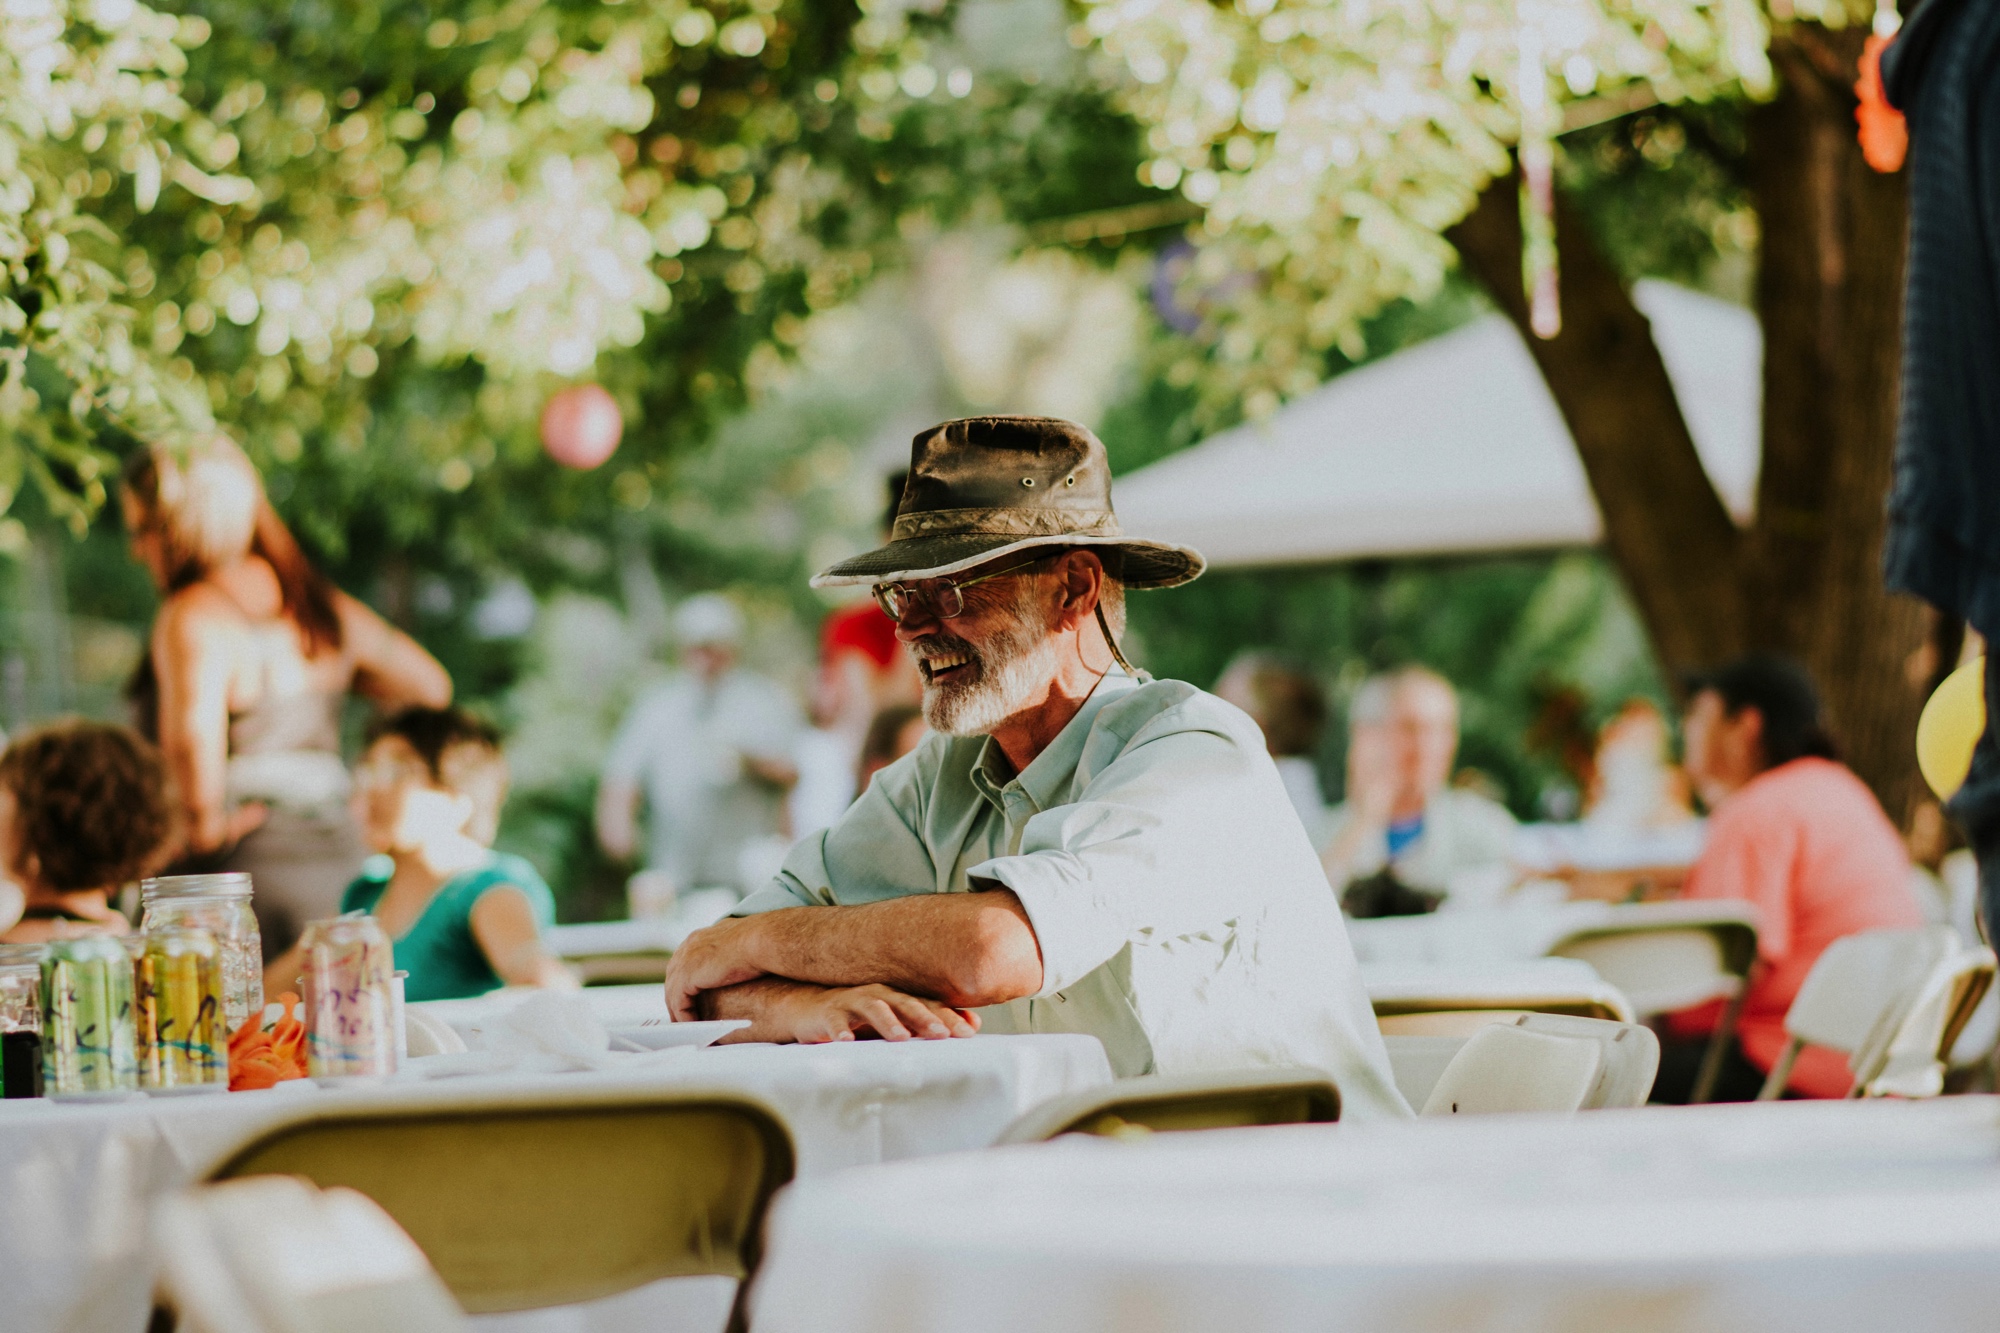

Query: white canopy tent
[1113,281,1761,569]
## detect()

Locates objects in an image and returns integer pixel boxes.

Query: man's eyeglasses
[872,554,1054,624]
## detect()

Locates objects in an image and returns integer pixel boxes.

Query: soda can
[300,913,397,1078]
[40,936,138,1097]
[136,925,226,1090]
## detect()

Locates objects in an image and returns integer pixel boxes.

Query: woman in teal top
[341,851,559,1001]
[309,707,575,1003]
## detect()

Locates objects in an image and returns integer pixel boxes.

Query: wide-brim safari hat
[812,416,1206,590]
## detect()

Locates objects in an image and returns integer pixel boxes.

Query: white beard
[917,586,1060,737]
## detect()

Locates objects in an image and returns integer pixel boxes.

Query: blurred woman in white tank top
[121,436,451,994]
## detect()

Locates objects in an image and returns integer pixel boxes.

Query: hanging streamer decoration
[1855,1,1907,174]
[1518,25,1562,340]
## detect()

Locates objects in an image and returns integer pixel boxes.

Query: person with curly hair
[0,720,179,943]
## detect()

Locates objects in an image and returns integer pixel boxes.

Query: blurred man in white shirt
[596,595,802,895]
[1321,666,1517,911]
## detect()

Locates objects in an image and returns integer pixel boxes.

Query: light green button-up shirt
[736,671,1411,1120]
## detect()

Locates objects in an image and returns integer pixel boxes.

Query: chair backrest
[1376,1009,1538,1038]
[156,1176,467,1333]
[1852,945,1998,1098]
[1509,1012,1660,1109]
[994,1066,1340,1144]
[1420,1024,1603,1116]
[1382,1035,1469,1111]
[206,1088,795,1317]
[1784,926,1960,1054]
[1549,927,1753,1015]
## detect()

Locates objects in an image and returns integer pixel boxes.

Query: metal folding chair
[994,1066,1340,1144]
[1546,900,1758,1103]
[1419,1024,1603,1116]
[203,1085,794,1332]
[1755,925,1978,1100]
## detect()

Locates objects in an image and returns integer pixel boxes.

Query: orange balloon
[540,384,623,469]
[1855,34,1908,174]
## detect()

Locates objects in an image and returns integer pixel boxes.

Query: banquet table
[1347,898,1761,969]
[753,1095,2000,1333]
[0,1032,1110,1333]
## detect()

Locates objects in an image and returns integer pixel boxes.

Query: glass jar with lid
[0,943,43,1097]
[139,873,263,1031]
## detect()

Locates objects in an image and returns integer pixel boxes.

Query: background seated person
[661,416,1409,1119]
[270,707,573,1001]
[0,721,177,943]
[1654,655,1924,1102]
[1321,666,1518,914]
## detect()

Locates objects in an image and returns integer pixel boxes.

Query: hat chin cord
[1094,603,1149,683]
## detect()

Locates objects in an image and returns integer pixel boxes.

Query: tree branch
[1447,173,1746,673]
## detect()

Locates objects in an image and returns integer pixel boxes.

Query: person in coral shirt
[1656,655,1926,1101]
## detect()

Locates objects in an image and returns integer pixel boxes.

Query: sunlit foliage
[1078,0,1869,415]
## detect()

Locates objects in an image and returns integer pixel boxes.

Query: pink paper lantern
[540,384,623,470]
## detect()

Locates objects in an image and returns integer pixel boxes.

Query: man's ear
[1737,705,1767,760]
[1056,552,1102,627]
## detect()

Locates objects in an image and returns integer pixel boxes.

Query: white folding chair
[1419,1024,1603,1116]
[1383,1035,1470,1111]
[1847,944,1997,1098]
[1546,900,1757,1103]
[1757,925,1962,1099]
[156,1176,467,1333]
[994,1067,1341,1143]
[1509,1012,1660,1109]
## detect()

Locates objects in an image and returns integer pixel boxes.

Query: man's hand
[1344,723,1398,829]
[664,915,768,1020]
[777,983,981,1043]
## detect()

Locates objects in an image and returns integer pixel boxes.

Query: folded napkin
[409,990,689,1079]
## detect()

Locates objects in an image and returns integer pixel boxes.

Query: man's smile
[920,651,974,686]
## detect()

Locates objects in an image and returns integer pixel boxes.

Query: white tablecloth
[754,1096,2000,1333]
[0,1033,1110,1333]
[1361,956,1634,1022]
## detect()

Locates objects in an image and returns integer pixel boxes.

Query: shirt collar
[970,670,1142,814]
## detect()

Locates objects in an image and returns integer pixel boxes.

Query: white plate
[607,1019,749,1051]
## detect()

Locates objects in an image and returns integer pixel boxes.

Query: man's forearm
[697,976,823,1042]
[745,890,1043,1008]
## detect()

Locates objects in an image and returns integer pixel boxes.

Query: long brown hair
[121,438,343,655]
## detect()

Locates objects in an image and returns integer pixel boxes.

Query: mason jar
[140,873,263,1032]
[0,943,44,1098]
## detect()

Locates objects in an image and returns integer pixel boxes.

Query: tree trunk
[1448,175,1747,674]
[1448,25,1931,819]
[1745,30,1927,823]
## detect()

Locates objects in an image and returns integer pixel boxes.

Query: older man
[663,417,1408,1118]
[1321,666,1517,911]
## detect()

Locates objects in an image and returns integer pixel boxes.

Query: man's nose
[894,606,942,639]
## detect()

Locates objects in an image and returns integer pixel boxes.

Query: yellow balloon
[1918,655,1986,800]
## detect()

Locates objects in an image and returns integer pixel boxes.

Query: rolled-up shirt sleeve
[968,717,1256,997]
